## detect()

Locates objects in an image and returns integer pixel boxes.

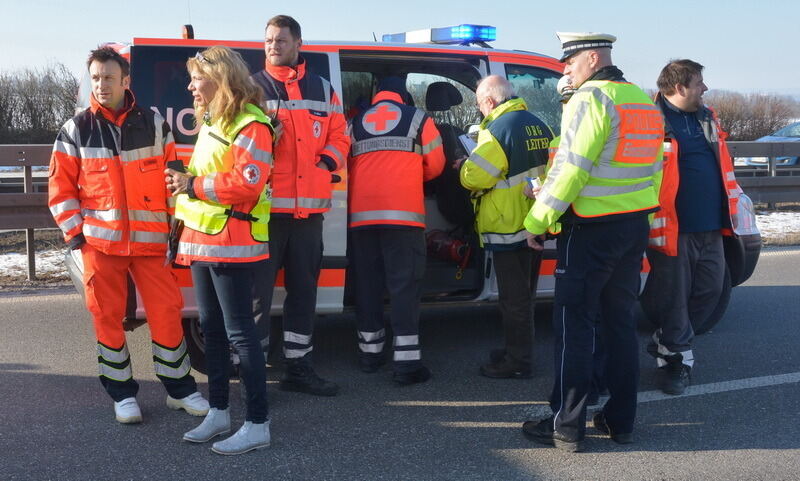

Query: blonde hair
[186,46,263,134]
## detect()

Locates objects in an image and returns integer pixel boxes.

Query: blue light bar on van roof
[435,25,496,43]
[382,24,497,45]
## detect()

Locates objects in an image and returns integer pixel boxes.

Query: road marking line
[638,371,800,402]
[759,248,800,257]
[439,422,520,428]
[389,401,548,407]
[523,371,800,418]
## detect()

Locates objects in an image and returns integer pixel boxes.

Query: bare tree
[0,73,17,143]
[0,63,78,144]
[705,91,800,140]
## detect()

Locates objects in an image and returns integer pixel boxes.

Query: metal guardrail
[0,144,55,280]
[1,141,799,279]
[728,141,800,204]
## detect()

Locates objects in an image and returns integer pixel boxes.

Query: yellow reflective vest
[460,97,552,250]
[175,104,272,242]
[525,80,664,235]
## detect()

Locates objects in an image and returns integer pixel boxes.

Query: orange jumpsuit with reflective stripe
[48,91,194,399]
[348,91,445,228]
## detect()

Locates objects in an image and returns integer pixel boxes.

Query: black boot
[392,366,431,386]
[358,353,387,373]
[489,348,506,364]
[522,417,583,452]
[592,411,633,444]
[280,361,339,397]
[661,357,691,395]
[479,359,532,379]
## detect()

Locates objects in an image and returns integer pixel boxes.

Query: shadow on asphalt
[0,363,40,371]
[2,284,799,479]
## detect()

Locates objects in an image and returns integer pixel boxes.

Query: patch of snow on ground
[755,211,800,238]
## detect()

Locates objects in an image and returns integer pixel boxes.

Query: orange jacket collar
[265,58,306,83]
[90,89,136,126]
[371,91,405,105]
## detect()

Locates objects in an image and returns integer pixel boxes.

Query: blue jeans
[191,264,268,423]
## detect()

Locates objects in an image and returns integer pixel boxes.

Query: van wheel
[691,265,732,335]
[182,317,207,375]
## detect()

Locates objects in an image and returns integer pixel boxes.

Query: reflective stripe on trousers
[359,329,386,354]
[153,355,191,379]
[393,335,420,362]
[283,330,313,359]
[97,342,133,381]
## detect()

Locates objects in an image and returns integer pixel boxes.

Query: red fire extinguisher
[426,230,471,279]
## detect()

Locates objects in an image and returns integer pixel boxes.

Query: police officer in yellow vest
[459,75,553,379]
[532,75,611,408]
[521,33,664,451]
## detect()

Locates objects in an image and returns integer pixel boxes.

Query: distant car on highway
[741,121,800,168]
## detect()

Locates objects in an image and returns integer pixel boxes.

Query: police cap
[556,32,616,62]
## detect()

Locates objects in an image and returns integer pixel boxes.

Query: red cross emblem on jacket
[363,103,401,135]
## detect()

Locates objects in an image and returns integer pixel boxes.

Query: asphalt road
[1,247,799,481]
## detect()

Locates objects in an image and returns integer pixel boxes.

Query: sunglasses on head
[195,51,213,64]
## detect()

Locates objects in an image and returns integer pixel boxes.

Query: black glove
[318,154,336,172]
[68,233,86,250]
[166,219,184,266]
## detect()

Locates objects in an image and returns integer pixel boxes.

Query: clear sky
[2,0,797,94]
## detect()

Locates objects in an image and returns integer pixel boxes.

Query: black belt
[225,208,258,222]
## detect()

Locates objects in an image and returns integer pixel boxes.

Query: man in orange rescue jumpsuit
[48,47,208,424]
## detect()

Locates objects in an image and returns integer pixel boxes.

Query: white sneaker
[167,392,210,416]
[114,397,142,424]
[183,408,231,443]
[211,421,270,455]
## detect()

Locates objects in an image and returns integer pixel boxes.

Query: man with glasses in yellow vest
[459,75,553,380]
[521,32,664,452]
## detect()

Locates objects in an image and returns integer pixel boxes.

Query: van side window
[340,72,479,133]
[302,52,331,81]
[406,74,478,132]
[338,51,484,131]
[341,71,374,120]
[505,65,562,135]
